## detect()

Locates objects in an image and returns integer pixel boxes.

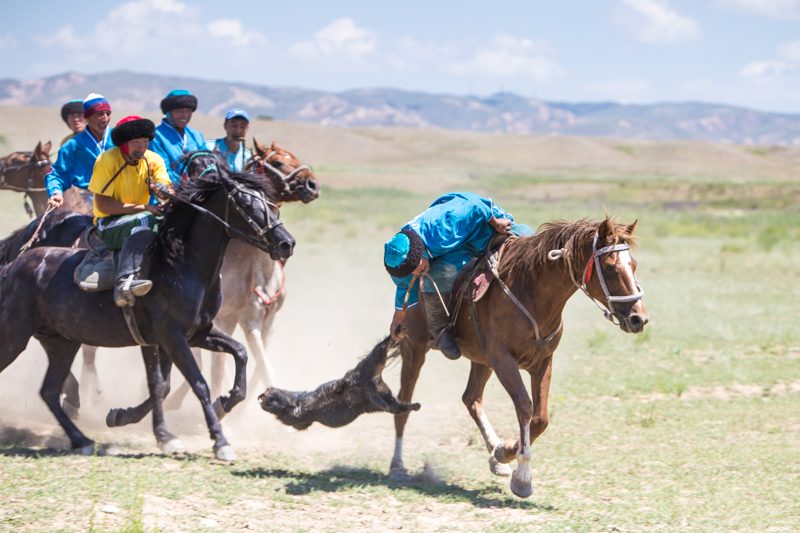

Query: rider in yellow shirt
[88,116,173,307]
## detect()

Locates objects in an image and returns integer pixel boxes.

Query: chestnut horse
[391,217,648,498]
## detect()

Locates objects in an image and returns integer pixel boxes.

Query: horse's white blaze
[477,411,502,451]
[617,250,637,292]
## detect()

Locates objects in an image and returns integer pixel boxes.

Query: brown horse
[390,217,648,498]
[165,140,319,406]
[0,142,53,217]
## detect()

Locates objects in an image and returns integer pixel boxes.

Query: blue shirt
[45,128,113,196]
[205,138,252,172]
[390,192,513,309]
[149,119,205,184]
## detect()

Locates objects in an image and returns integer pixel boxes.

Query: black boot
[424,294,461,360]
[113,229,155,307]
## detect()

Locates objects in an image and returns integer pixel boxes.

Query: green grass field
[0,121,798,532]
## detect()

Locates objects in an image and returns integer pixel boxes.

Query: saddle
[73,227,114,292]
[450,233,509,309]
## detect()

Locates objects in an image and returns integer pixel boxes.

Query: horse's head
[249,139,320,204]
[583,218,649,333]
[178,151,295,261]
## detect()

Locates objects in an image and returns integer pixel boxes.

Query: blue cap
[225,108,250,122]
[384,233,410,269]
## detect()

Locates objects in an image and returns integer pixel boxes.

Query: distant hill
[1,70,799,145]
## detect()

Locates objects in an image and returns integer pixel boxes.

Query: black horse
[0,155,295,460]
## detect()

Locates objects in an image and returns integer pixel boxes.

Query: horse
[166,139,320,406]
[0,157,295,460]
[0,142,53,217]
[258,336,420,430]
[389,217,649,498]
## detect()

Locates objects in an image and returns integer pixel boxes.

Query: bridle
[0,150,52,217]
[549,231,644,326]
[169,151,285,251]
[247,149,313,200]
[0,151,51,192]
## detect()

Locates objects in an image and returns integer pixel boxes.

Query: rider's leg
[422,249,473,360]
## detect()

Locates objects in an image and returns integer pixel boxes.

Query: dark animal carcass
[258,336,420,430]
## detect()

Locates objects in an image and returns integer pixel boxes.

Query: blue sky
[0,0,798,113]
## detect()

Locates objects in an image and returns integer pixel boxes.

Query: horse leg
[529,356,553,443]
[60,371,81,420]
[243,311,277,392]
[106,349,173,428]
[80,344,103,403]
[38,338,95,452]
[191,327,248,419]
[490,348,534,498]
[141,346,183,453]
[462,362,512,477]
[390,331,428,478]
[209,314,237,400]
[164,346,202,411]
[164,332,235,461]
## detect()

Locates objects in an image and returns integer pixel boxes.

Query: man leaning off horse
[46,93,114,209]
[88,116,172,307]
[384,192,532,360]
[149,89,205,184]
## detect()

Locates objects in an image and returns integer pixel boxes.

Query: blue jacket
[45,128,113,196]
[149,119,205,184]
[205,138,252,172]
[390,192,514,309]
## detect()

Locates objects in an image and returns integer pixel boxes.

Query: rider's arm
[45,142,75,197]
[94,193,158,216]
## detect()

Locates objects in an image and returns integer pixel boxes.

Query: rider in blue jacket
[149,89,205,184]
[46,93,114,209]
[383,192,532,360]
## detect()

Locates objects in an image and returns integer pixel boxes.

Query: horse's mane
[499,217,636,282]
[156,151,280,264]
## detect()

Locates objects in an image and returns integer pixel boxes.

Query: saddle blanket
[73,231,113,292]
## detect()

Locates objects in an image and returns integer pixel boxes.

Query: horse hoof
[389,466,410,481]
[510,469,533,498]
[159,439,185,454]
[105,409,121,427]
[214,445,236,462]
[489,456,512,477]
[212,398,227,420]
[74,444,96,456]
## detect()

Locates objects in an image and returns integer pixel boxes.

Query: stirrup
[435,330,461,360]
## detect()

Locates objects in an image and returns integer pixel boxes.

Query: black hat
[60,99,84,123]
[160,89,198,114]
[111,116,155,147]
[384,229,425,278]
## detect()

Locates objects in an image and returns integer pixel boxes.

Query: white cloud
[35,0,264,57]
[290,18,376,62]
[616,0,699,44]
[208,19,267,48]
[778,40,800,62]
[740,60,796,79]
[584,78,650,102]
[450,34,564,81]
[717,0,800,18]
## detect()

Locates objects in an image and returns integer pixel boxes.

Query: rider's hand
[145,204,162,215]
[413,257,429,276]
[390,309,406,340]
[489,216,512,234]
[47,194,63,209]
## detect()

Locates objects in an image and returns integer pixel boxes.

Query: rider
[46,93,113,209]
[205,108,252,172]
[59,99,86,147]
[384,192,532,360]
[149,89,205,184]
[87,116,172,307]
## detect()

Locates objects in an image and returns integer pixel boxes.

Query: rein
[249,150,311,198]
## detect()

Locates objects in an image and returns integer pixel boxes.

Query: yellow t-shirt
[88,147,171,222]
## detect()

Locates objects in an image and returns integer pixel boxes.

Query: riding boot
[113,229,155,307]
[424,294,461,360]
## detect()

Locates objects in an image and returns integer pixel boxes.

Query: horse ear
[626,219,638,236]
[253,138,267,156]
[270,141,280,152]
[42,141,52,155]
[597,217,613,242]
[34,141,43,154]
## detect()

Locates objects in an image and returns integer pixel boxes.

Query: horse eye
[604,264,615,273]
